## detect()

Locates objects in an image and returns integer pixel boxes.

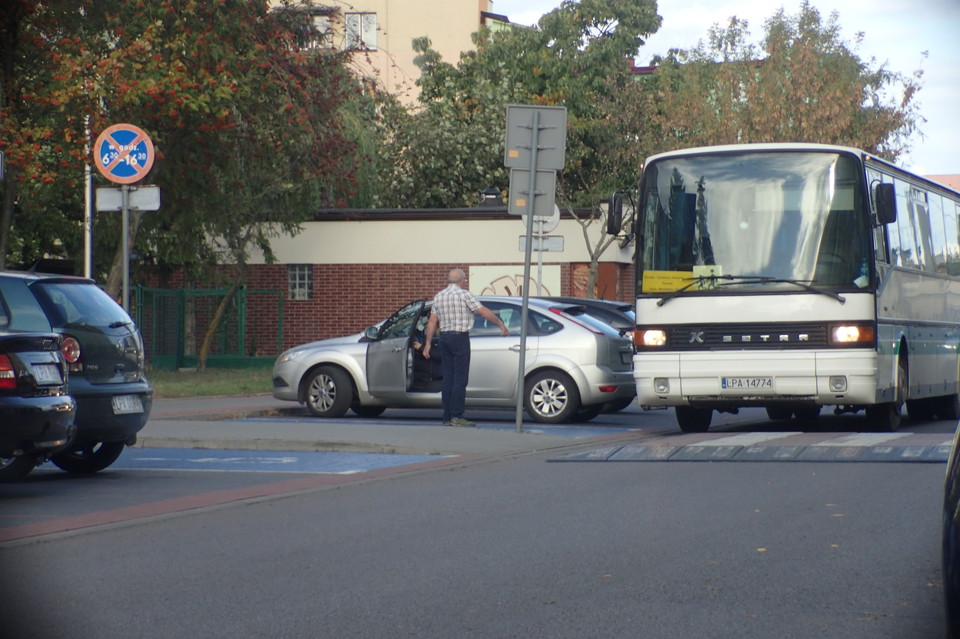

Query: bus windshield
[639,151,871,295]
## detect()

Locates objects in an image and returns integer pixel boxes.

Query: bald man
[422,269,508,426]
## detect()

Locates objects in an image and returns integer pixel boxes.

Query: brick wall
[140,260,634,358]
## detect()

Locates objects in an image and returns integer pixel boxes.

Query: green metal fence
[134,286,284,370]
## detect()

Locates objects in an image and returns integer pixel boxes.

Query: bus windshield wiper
[712,274,846,304]
[656,274,845,307]
[655,276,714,307]
[722,275,846,304]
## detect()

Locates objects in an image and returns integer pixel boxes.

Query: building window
[311,15,335,49]
[345,12,377,51]
[271,6,335,50]
[288,265,312,301]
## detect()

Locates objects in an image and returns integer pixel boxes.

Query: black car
[0,329,76,481]
[536,297,637,412]
[535,296,636,336]
[944,426,960,637]
[0,271,153,473]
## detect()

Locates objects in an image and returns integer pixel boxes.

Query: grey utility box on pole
[507,169,557,217]
[505,105,567,170]
[505,105,566,218]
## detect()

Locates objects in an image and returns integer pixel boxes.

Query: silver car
[272,297,636,423]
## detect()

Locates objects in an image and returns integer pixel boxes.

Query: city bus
[610,143,960,432]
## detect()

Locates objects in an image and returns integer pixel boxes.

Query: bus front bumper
[634,350,879,408]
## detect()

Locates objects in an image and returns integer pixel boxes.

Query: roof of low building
[927,175,960,192]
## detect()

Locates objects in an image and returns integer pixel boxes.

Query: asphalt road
[0,401,954,638]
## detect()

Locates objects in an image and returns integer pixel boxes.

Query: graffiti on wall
[470,265,560,297]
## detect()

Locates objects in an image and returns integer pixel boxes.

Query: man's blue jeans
[439,332,471,420]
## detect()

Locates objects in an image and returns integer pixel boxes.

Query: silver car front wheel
[304,366,352,418]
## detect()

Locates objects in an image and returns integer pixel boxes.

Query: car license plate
[112,394,144,415]
[721,376,773,390]
[32,364,62,384]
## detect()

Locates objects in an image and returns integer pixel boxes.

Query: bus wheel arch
[866,346,907,432]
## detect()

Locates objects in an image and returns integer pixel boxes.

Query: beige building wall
[288,0,494,102]
[250,217,633,266]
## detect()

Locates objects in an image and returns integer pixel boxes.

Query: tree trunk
[196,278,242,372]
[585,258,600,299]
[104,210,144,297]
[0,164,17,270]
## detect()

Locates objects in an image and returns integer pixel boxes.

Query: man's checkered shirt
[432,284,481,332]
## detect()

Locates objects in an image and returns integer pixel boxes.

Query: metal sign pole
[515,110,541,433]
[504,105,566,433]
[84,116,93,279]
[121,185,130,312]
[536,219,544,295]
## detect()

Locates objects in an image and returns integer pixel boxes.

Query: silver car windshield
[639,151,871,296]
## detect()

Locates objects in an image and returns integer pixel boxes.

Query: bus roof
[642,142,960,197]
[643,142,868,165]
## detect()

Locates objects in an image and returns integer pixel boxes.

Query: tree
[375,0,662,210]
[369,0,660,298]
[608,1,924,163]
[0,0,95,270]
[0,1,358,286]
[1,0,360,368]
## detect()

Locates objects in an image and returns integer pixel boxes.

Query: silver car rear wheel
[525,370,580,423]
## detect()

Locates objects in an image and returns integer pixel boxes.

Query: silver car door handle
[508,345,530,352]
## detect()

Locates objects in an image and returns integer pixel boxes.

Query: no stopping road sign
[94,123,155,184]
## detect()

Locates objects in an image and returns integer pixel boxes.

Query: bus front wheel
[676,407,712,433]
[866,361,906,432]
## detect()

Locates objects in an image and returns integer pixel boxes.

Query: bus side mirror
[607,193,623,235]
[874,183,896,225]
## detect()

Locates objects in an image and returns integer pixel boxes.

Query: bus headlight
[829,324,875,345]
[639,329,667,348]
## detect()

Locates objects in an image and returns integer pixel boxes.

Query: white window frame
[288,264,312,301]
[312,15,334,49]
[344,12,377,51]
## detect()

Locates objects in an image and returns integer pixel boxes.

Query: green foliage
[0,0,360,279]
[608,1,923,164]
[375,0,662,209]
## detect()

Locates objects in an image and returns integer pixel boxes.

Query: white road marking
[696,432,803,447]
[811,432,911,447]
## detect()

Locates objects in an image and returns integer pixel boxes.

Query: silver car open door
[366,300,427,397]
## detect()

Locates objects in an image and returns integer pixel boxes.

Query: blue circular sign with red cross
[93,123,155,184]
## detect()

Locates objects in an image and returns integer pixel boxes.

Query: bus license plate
[722,376,773,390]
[112,394,143,415]
[32,364,62,384]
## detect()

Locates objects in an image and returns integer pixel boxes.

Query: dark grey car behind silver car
[0,270,153,474]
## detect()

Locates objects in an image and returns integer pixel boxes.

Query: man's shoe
[450,417,476,427]
[442,419,454,426]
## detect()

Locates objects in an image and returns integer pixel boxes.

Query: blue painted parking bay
[115,448,451,474]
[552,431,954,463]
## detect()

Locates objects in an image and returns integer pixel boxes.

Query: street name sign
[518,235,564,252]
[96,185,161,212]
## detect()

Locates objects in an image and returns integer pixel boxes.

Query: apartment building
[284,0,509,101]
